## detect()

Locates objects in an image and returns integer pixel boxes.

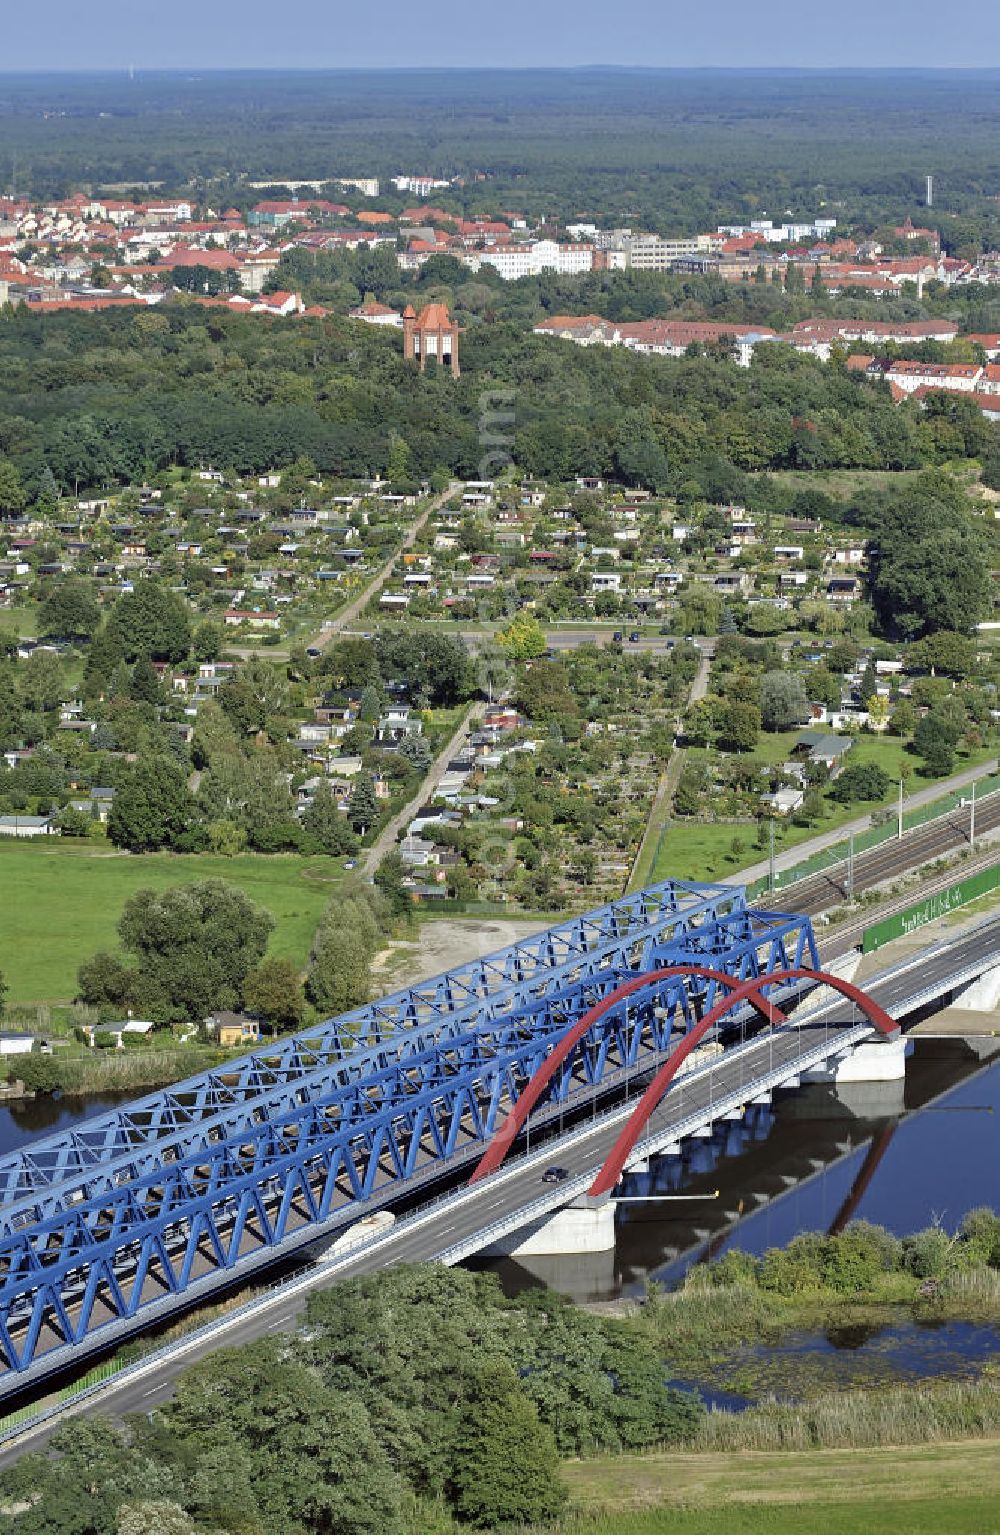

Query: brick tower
[402,301,460,377]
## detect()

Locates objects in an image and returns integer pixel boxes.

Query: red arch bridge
[0,878,933,1401]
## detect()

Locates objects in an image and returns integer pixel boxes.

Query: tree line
[0,1264,703,1535]
[0,299,996,509]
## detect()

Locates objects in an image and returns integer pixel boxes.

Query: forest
[0,300,998,504]
[2,70,1000,242]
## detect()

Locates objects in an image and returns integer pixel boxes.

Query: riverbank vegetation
[2,871,409,1094]
[9,1214,1000,1535]
[0,840,341,1005]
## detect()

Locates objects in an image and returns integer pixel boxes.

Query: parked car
[612,631,623,642]
[628,631,641,643]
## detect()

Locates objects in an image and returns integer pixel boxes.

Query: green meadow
[561,1437,1000,1535]
[0,841,344,1003]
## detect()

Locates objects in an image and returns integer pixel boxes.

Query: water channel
[476,1034,1000,1400]
[3,1034,1000,1399]
[475,1036,1000,1301]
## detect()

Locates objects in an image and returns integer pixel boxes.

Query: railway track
[759,794,1000,919]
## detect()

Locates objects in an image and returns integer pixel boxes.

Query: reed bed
[692,1377,1000,1452]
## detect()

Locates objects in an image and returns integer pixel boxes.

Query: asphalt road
[361,702,479,875]
[335,626,718,657]
[2,915,995,1455]
[308,482,460,652]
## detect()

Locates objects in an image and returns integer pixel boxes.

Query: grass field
[760,468,925,502]
[0,841,345,1003]
[562,1438,1000,1534]
[647,737,995,885]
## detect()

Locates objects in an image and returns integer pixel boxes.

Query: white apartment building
[883,362,984,395]
[717,218,837,242]
[392,175,451,197]
[473,239,595,280]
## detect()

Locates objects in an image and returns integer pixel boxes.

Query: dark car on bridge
[542,1166,570,1183]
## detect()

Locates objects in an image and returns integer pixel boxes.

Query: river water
[3,1037,999,1300]
[478,1036,1000,1302]
[3,1035,1000,1401]
[0,1089,137,1158]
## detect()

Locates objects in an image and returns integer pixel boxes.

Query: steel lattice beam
[0,880,757,1224]
[0,884,819,1389]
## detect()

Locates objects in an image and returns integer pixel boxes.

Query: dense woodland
[3,69,1000,244]
[1,301,998,505]
[8,1210,1000,1535]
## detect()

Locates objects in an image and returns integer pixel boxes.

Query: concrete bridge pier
[801,1035,908,1118]
[955,964,1000,1012]
[803,1035,909,1086]
[480,1196,617,1257]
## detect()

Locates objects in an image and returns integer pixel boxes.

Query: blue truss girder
[0,886,819,1385]
[0,881,751,1218]
[0,926,821,1378]
[0,907,814,1236]
[0,973,697,1361]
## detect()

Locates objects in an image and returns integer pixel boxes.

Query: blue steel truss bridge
[0,879,826,1398]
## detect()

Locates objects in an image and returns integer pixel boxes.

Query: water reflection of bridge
[484,1034,1000,1303]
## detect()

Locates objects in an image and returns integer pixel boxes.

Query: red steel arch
[469,964,790,1186]
[588,967,899,1198]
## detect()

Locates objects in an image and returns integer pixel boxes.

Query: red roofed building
[251,291,306,316]
[166,246,243,272]
[403,302,459,377]
[350,299,403,327]
[400,206,456,224]
[893,218,941,254]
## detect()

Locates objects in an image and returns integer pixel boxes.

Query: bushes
[958,1207,1000,1267]
[13,1046,225,1097]
[707,1220,963,1296]
[903,1226,960,1280]
[12,1054,64,1093]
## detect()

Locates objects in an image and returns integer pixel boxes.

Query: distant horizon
[1,0,998,73]
[1,64,1000,76]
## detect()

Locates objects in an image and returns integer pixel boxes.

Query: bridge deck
[0,912,994,1403]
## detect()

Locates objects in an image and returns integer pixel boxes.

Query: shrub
[821,1222,901,1293]
[707,1249,759,1288]
[959,1207,1000,1268]
[759,1235,824,1295]
[902,1225,957,1279]
[15,1055,65,1093]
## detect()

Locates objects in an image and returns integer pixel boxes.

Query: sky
[1,0,999,70]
